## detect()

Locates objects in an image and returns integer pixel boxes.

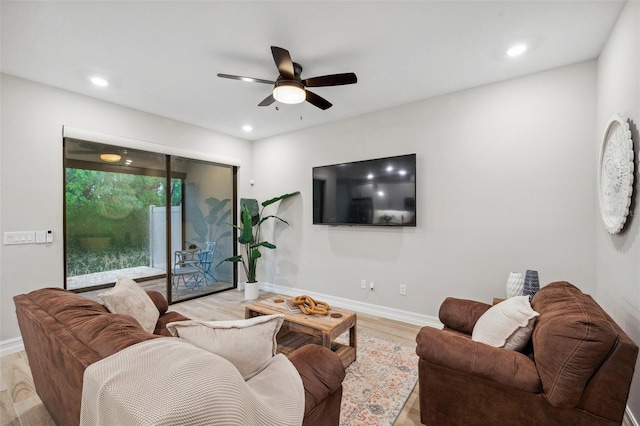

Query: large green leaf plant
[220,192,299,283]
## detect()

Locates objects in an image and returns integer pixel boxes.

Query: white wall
[595,0,640,418]
[252,61,597,318]
[0,73,253,343]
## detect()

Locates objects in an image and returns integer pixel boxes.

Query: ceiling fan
[217,46,357,110]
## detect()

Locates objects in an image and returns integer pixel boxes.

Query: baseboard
[259,282,443,328]
[0,336,24,356]
[624,406,638,426]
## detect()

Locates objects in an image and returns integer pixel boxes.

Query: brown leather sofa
[14,287,345,426]
[416,281,638,425]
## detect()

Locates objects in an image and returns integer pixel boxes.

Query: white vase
[506,272,524,298]
[244,282,259,300]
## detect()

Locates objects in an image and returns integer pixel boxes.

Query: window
[63,137,237,303]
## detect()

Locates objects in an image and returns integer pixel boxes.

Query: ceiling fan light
[273,81,305,104]
[100,153,121,163]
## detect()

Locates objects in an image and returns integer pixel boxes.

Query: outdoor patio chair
[172,249,202,290]
[199,241,217,284]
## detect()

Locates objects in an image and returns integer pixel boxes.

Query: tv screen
[313,154,416,226]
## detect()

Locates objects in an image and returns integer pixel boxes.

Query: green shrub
[66,246,150,276]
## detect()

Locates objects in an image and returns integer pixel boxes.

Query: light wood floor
[0,288,423,426]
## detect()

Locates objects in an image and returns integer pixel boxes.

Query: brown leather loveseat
[416,281,638,425]
[14,287,345,426]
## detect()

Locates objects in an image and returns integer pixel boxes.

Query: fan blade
[304,73,358,87]
[305,90,332,110]
[217,73,275,85]
[271,46,295,79]
[258,94,276,107]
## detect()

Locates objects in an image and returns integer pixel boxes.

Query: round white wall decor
[598,114,634,234]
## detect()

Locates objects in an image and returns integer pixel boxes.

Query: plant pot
[244,282,259,300]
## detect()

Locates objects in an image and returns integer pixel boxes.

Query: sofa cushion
[166,314,284,380]
[531,281,618,408]
[98,278,159,333]
[72,312,160,358]
[471,295,539,351]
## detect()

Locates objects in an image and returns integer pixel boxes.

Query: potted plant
[220,191,300,299]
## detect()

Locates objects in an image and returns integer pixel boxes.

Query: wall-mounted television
[313,154,416,226]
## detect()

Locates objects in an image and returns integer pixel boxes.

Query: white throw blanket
[80,338,304,426]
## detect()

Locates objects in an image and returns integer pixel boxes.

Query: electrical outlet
[370,281,375,291]
[360,279,367,289]
[399,284,407,295]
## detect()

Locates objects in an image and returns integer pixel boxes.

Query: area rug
[337,331,419,426]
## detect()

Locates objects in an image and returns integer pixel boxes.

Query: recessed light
[507,44,527,58]
[90,76,109,87]
[367,173,374,179]
[398,170,407,176]
[242,125,253,132]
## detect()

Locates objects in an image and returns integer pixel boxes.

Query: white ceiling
[1,1,625,140]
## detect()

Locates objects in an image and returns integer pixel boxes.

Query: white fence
[148,205,183,270]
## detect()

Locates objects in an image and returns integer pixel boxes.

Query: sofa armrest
[154,311,190,336]
[288,344,346,416]
[438,297,491,335]
[416,326,541,393]
[146,290,168,314]
[144,291,190,336]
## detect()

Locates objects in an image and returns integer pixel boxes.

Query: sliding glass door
[169,156,235,301]
[63,138,236,302]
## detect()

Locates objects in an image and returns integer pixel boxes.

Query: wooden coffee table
[245,295,357,367]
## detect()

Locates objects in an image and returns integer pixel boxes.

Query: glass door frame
[63,136,238,304]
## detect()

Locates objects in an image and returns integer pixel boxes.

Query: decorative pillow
[98,277,159,334]
[471,295,539,351]
[166,314,284,380]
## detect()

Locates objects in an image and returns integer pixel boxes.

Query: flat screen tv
[313,154,416,226]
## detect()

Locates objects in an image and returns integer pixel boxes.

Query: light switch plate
[36,230,46,243]
[3,231,36,245]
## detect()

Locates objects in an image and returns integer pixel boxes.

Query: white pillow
[166,314,284,380]
[98,277,159,334]
[471,295,539,351]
